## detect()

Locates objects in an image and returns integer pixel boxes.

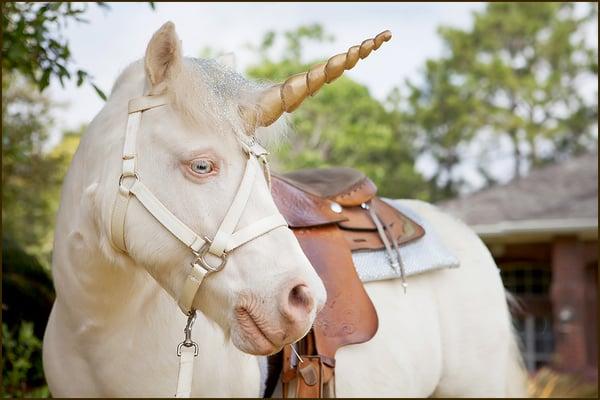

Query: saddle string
[365,202,407,292]
[386,222,407,294]
[289,343,304,364]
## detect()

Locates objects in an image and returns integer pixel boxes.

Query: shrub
[1,321,49,398]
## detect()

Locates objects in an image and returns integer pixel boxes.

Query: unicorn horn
[245,30,392,129]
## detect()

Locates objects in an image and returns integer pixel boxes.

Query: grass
[528,367,598,398]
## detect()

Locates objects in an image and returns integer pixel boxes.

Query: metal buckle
[191,236,228,273]
[118,172,139,195]
[177,312,199,357]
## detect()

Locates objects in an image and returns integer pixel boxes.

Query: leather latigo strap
[296,357,324,398]
[280,331,336,399]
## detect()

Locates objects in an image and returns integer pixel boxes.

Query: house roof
[438,151,598,239]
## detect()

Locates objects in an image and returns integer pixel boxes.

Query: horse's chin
[231,308,285,355]
[231,328,283,356]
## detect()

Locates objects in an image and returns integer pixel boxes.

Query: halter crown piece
[110,29,392,398]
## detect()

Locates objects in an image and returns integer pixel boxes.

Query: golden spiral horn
[248,30,392,129]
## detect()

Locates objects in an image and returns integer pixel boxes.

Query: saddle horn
[243,30,392,130]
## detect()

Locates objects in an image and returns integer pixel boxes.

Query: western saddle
[267,167,425,398]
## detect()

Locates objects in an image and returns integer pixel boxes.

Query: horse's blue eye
[190,159,214,175]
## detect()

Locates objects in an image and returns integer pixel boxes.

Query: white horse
[43,22,527,397]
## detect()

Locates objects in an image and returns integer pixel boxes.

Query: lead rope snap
[175,312,199,398]
[177,311,199,356]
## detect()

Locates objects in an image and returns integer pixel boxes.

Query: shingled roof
[438,151,598,237]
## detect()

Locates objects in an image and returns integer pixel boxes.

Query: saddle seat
[277,167,376,206]
[272,167,425,251]
[268,167,425,398]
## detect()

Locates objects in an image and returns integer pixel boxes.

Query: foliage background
[1,2,597,397]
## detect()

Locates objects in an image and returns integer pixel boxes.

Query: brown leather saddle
[268,167,425,398]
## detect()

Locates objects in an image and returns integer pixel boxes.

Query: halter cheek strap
[110,94,287,315]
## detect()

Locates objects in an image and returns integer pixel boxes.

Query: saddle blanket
[351,199,460,282]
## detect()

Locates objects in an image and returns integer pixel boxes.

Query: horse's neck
[53,201,167,327]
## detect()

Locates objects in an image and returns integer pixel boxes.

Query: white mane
[110,57,289,145]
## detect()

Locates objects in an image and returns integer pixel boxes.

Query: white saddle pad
[351,199,459,282]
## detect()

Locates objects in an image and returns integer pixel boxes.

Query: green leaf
[39,70,51,91]
[91,83,107,101]
[76,70,87,86]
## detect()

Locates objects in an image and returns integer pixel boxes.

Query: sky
[49,2,485,129]
[46,2,596,192]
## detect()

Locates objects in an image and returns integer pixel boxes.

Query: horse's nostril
[289,284,312,310]
[283,284,314,322]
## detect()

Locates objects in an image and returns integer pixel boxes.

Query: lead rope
[175,312,199,398]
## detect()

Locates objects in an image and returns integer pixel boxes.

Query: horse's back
[334,199,528,397]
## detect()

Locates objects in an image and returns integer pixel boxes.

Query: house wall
[551,238,598,380]
[487,237,598,381]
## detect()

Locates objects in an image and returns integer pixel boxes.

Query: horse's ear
[216,52,237,71]
[144,21,182,88]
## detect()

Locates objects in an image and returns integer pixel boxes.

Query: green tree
[1,74,81,397]
[408,2,598,198]
[2,321,48,398]
[2,73,84,261]
[2,75,62,264]
[246,25,428,199]
[403,59,482,200]
[1,2,155,98]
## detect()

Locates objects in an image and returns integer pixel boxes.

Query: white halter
[110,93,288,397]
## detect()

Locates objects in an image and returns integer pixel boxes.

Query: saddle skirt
[352,199,460,282]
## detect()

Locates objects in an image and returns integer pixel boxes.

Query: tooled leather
[295,358,323,398]
[271,176,348,228]
[294,225,379,361]
[341,197,425,251]
[331,176,377,207]
[276,167,366,198]
[272,174,425,252]
[276,167,377,207]
[272,170,425,251]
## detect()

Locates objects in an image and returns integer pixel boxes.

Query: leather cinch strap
[109,94,287,397]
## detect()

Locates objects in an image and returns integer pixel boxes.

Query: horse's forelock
[165,58,250,137]
[109,57,289,145]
